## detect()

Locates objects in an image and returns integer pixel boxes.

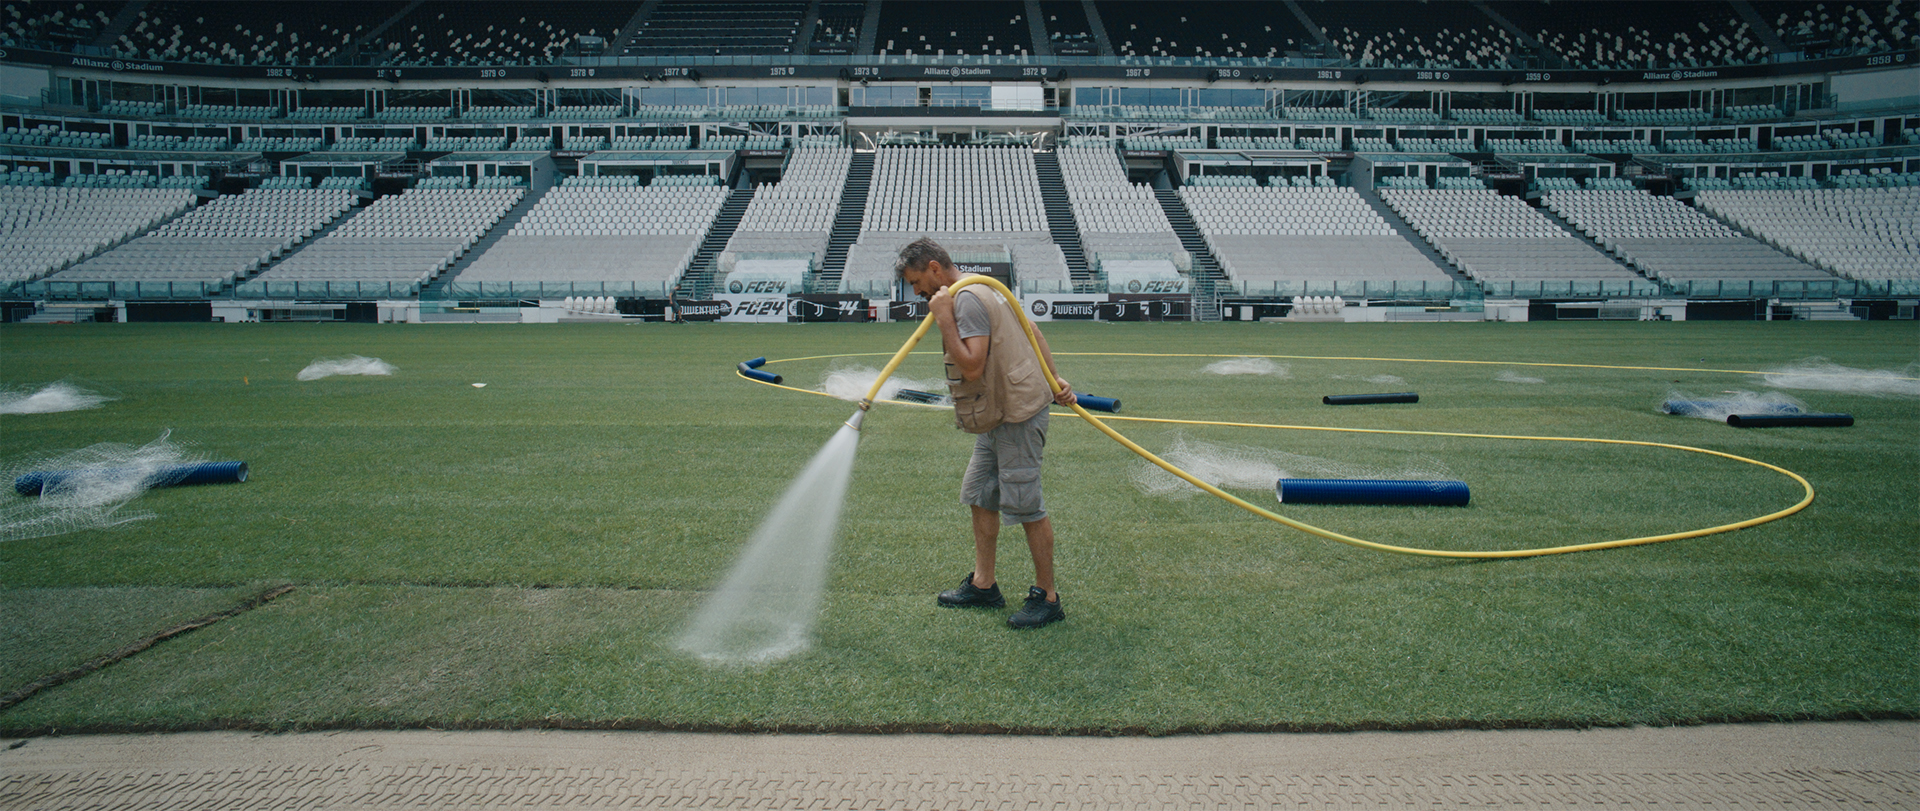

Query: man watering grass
[896,237,1077,630]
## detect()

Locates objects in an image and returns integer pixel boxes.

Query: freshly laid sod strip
[0,321,1914,733]
[0,586,268,700]
[0,584,292,711]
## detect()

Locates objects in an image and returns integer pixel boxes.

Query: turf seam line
[0,584,296,713]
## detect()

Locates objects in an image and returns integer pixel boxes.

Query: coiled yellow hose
[747,275,1815,559]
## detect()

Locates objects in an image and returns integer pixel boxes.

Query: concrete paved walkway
[3,721,1915,809]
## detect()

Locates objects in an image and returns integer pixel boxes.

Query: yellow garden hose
[747,275,1817,559]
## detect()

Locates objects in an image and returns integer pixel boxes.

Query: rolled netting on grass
[1,431,207,543]
[1662,389,1810,422]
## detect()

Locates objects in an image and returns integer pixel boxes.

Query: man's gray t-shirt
[954,286,991,340]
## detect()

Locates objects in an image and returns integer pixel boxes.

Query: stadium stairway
[817,151,873,292]
[422,184,549,299]
[1154,188,1226,321]
[229,198,368,293]
[1032,151,1090,285]
[1353,183,1473,284]
[675,185,755,300]
[1535,200,1662,284]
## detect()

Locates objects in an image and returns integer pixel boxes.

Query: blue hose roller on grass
[1324,392,1419,405]
[15,461,249,496]
[1277,478,1470,506]
[738,357,783,385]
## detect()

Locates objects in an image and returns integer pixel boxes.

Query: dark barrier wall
[1686,300,1765,321]
[126,302,211,322]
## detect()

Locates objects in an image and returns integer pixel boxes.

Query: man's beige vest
[945,285,1051,434]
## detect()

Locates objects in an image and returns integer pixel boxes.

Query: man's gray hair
[893,236,951,278]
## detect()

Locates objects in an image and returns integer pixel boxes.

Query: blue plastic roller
[738,362,782,384]
[1276,478,1470,506]
[1073,393,1120,413]
[16,461,249,497]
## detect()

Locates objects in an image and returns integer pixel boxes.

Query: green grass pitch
[0,320,1915,734]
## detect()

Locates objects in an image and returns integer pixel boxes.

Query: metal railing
[8,277,1915,304]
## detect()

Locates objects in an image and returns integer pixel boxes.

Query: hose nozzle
[844,407,867,432]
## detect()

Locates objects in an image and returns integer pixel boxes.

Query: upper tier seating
[1486,0,1767,68]
[116,1,407,65]
[289,107,367,122]
[0,187,197,284]
[1573,138,1657,154]
[1370,109,1444,124]
[1616,108,1713,126]
[1180,185,1451,284]
[609,135,695,151]
[3,126,112,149]
[380,1,640,66]
[1695,187,1920,281]
[877,0,1030,56]
[453,182,728,287]
[808,1,865,54]
[99,100,167,118]
[235,136,324,153]
[1725,104,1786,122]
[724,145,852,267]
[1097,1,1315,59]
[1,169,58,187]
[1305,1,1523,69]
[42,188,355,290]
[1215,137,1292,150]
[465,106,537,122]
[375,106,453,123]
[1378,188,1637,283]
[1396,136,1477,153]
[4,2,110,50]
[178,104,279,121]
[548,105,624,122]
[424,136,508,152]
[1451,109,1526,125]
[1543,189,1830,283]
[248,187,524,293]
[1038,0,1098,55]
[331,136,416,152]
[1484,138,1569,154]
[1754,1,1915,56]
[1534,109,1610,126]
[46,0,1900,70]
[625,0,806,56]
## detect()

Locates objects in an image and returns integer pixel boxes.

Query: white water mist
[297,355,396,381]
[677,420,861,665]
[0,381,114,415]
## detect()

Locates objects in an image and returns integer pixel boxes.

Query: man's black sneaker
[937,573,1004,608]
[1008,586,1065,629]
